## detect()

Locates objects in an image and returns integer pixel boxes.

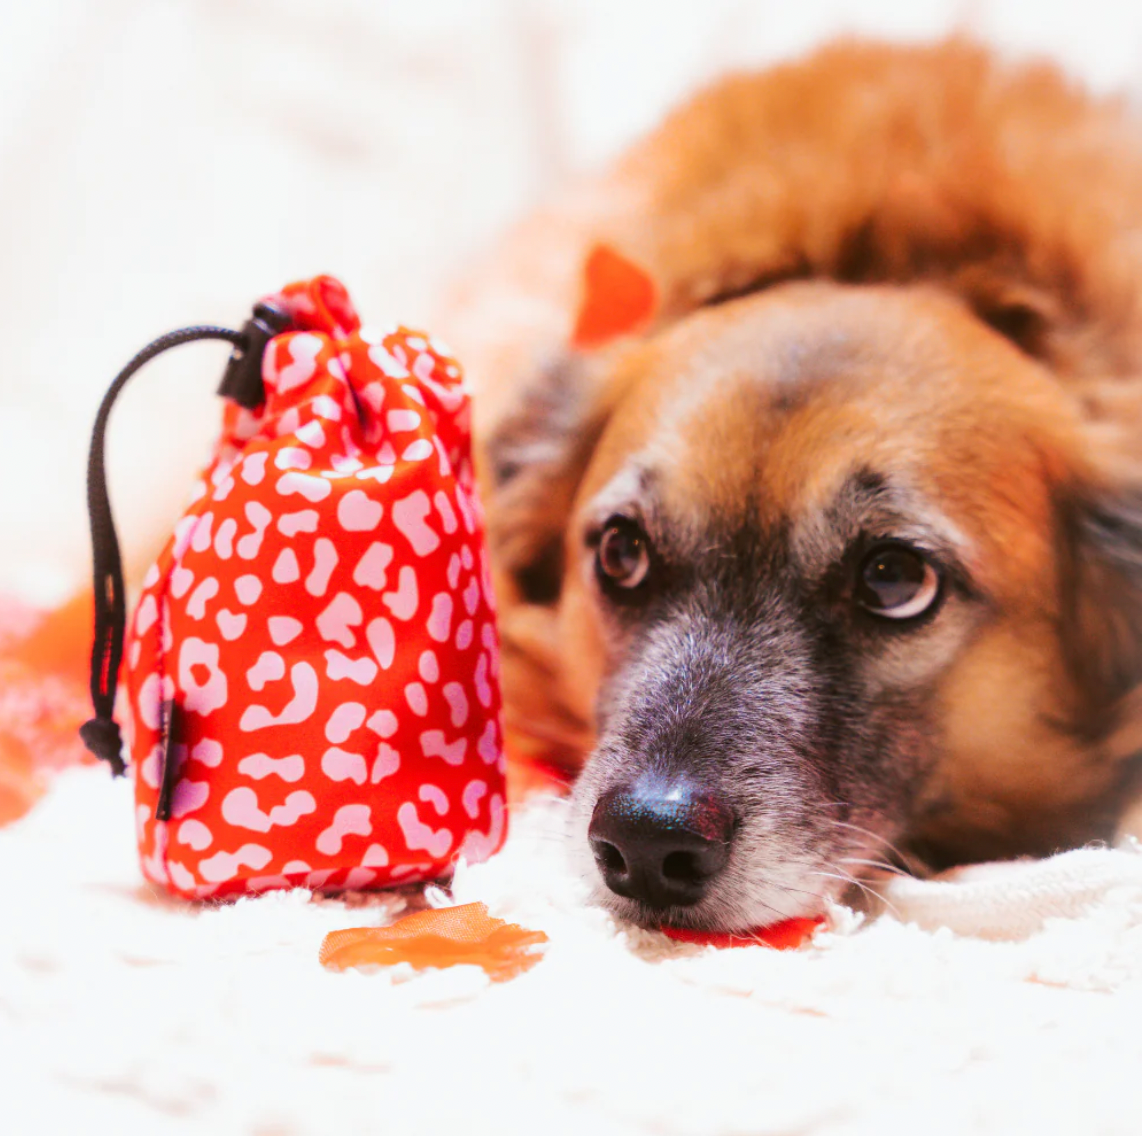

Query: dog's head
[488,268,1142,932]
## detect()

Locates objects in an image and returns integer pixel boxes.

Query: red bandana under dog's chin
[661,918,824,950]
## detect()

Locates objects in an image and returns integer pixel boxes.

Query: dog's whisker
[813,865,875,898]
[812,868,900,919]
[823,819,917,868]
[839,856,911,878]
[742,893,799,924]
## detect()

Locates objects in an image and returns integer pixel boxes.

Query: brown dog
[440,38,1142,932]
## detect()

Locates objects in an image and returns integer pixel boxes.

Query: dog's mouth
[587,866,839,937]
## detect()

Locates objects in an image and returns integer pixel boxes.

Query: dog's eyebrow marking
[801,466,973,578]
[584,464,661,533]
[836,467,890,508]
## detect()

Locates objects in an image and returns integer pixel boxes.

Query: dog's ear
[485,353,613,606]
[571,244,658,351]
[1058,483,1142,736]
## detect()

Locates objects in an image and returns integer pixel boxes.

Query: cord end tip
[79,716,127,778]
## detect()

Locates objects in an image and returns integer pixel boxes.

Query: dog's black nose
[588,781,734,910]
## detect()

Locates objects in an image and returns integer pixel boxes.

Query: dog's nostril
[595,840,627,876]
[661,850,703,884]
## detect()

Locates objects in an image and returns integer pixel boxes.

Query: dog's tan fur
[440,38,1142,880]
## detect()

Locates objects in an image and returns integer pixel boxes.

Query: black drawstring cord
[80,326,243,776]
[81,302,290,776]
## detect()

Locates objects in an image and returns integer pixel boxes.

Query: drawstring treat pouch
[82,276,506,899]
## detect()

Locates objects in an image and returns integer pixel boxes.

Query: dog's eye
[856,544,941,620]
[597,517,651,590]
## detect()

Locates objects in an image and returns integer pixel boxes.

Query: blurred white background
[2,0,1141,604]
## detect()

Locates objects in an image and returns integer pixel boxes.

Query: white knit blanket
[3,766,1141,1135]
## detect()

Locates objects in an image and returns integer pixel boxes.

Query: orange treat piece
[571,244,658,350]
[320,902,548,981]
[661,916,824,950]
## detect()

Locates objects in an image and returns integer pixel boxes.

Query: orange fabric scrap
[320,902,549,981]
[0,591,93,827]
[571,244,658,350]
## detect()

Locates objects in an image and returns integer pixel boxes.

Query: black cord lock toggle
[217,300,292,410]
